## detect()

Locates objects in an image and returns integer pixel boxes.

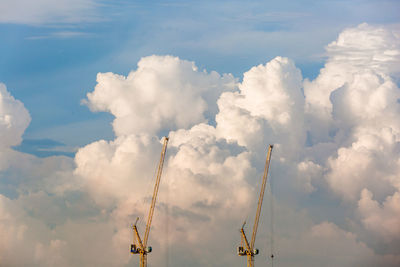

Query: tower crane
[237,145,273,267]
[131,137,169,267]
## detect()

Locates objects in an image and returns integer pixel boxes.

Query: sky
[1,0,400,266]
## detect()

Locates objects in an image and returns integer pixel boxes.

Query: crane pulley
[131,137,169,267]
[237,144,273,267]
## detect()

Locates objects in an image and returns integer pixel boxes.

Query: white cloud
[66,24,400,264]
[304,222,397,266]
[2,23,400,266]
[326,23,400,76]
[301,23,400,250]
[0,83,31,150]
[359,189,400,242]
[0,85,81,266]
[0,0,100,25]
[296,160,323,193]
[85,55,236,137]
[304,23,400,141]
[307,24,400,205]
[276,221,399,267]
[216,56,305,157]
[74,134,165,205]
[73,123,256,266]
[325,128,399,201]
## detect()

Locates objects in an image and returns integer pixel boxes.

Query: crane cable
[165,167,169,267]
[270,167,275,267]
[141,153,160,230]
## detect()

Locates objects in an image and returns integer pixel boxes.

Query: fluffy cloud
[277,221,399,267]
[74,134,162,204]
[304,23,400,110]
[301,24,400,247]
[358,189,400,243]
[0,85,80,266]
[78,22,400,264]
[1,23,400,266]
[216,56,305,157]
[0,83,75,196]
[85,55,236,136]
[325,23,400,76]
[304,23,400,141]
[0,83,31,150]
[74,124,255,266]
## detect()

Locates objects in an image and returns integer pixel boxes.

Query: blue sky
[1,0,399,156]
[1,1,400,266]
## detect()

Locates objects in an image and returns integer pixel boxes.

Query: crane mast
[237,145,273,267]
[131,137,169,267]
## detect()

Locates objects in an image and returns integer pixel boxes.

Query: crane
[237,144,273,267]
[131,137,169,267]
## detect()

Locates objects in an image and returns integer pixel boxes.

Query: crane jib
[251,144,273,250]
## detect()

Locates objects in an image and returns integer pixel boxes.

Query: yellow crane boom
[131,137,169,267]
[237,144,273,267]
[251,144,273,249]
[144,136,169,247]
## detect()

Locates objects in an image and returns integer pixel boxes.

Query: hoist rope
[270,167,275,267]
[165,170,169,267]
[141,145,161,231]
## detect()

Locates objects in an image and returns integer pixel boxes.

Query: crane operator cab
[237,246,259,256]
[131,244,138,254]
[130,244,152,254]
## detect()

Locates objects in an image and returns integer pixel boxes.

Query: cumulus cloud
[326,23,400,76]
[276,221,399,267]
[216,56,305,156]
[358,189,400,242]
[301,23,400,247]
[74,124,256,266]
[304,23,400,141]
[85,55,236,136]
[0,85,80,266]
[296,160,323,193]
[0,83,31,149]
[77,22,400,264]
[74,134,162,205]
[2,23,400,266]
